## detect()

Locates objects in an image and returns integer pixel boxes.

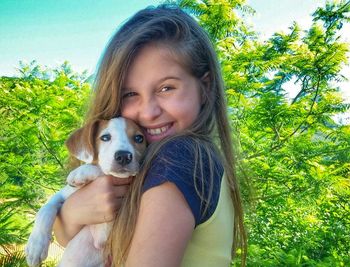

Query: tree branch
[37,130,64,169]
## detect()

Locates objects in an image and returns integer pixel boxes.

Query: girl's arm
[125,182,195,267]
[53,176,131,246]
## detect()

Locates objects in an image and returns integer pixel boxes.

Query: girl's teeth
[147,126,168,135]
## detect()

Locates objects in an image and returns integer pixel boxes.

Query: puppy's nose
[114,150,133,166]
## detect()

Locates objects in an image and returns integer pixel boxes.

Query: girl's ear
[200,72,210,105]
[65,120,101,163]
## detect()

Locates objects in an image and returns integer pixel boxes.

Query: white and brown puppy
[25,117,146,267]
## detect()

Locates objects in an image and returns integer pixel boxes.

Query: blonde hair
[86,4,247,266]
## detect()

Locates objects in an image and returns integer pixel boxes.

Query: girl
[54,4,247,266]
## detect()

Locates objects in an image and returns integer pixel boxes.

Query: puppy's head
[66,117,147,178]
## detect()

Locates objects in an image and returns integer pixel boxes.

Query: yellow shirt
[181,175,234,267]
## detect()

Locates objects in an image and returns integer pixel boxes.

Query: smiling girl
[54,5,247,266]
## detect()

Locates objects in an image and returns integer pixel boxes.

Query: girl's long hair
[86,5,247,266]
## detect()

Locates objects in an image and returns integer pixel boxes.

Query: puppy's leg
[90,222,113,249]
[25,185,76,267]
[67,164,104,187]
[59,226,104,267]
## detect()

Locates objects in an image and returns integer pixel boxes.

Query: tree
[178,0,350,265]
[1,1,349,266]
[0,61,91,264]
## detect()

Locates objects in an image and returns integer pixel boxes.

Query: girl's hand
[65,175,131,224]
[53,175,131,246]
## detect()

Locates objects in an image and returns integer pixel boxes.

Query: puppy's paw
[67,169,89,187]
[67,165,103,187]
[25,231,51,267]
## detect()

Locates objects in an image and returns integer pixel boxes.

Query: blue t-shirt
[142,136,224,226]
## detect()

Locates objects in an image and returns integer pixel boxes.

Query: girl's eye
[134,134,144,144]
[160,86,173,92]
[122,91,137,98]
[100,134,111,142]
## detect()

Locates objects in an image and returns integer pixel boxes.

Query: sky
[0,0,348,104]
[0,0,159,76]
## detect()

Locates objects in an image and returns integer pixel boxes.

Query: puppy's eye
[100,134,111,142]
[134,134,144,144]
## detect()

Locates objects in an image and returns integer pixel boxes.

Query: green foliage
[0,60,91,263]
[178,0,350,265]
[1,1,349,266]
[0,250,27,267]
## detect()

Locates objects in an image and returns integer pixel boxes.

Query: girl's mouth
[144,123,174,142]
[147,125,170,135]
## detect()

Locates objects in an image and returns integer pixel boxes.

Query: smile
[146,124,171,136]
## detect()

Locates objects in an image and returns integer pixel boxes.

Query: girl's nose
[139,97,162,122]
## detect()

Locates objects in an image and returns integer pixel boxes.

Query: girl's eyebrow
[156,76,181,84]
[121,87,136,94]
[122,76,182,92]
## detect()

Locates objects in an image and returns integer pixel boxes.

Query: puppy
[25,117,147,267]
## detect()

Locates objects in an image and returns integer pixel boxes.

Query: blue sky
[0,0,159,76]
[1,0,331,76]
[0,0,348,104]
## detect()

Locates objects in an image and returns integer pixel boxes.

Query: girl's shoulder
[143,135,224,226]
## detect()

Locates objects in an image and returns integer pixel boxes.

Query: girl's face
[121,44,202,143]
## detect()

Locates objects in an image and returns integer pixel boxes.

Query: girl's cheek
[121,104,134,119]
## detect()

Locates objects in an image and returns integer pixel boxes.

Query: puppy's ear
[65,120,101,163]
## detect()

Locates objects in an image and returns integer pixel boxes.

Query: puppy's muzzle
[114,150,133,166]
